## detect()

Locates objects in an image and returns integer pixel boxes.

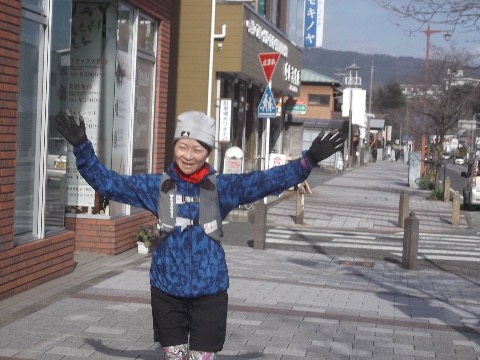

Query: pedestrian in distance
[372,146,377,162]
[390,147,395,162]
[54,110,347,360]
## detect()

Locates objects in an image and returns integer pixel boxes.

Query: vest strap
[175,194,200,204]
[175,217,200,231]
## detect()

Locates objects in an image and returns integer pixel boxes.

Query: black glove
[54,110,88,147]
[306,122,348,164]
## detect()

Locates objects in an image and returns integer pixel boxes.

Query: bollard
[398,191,410,228]
[443,176,451,202]
[452,191,460,226]
[295,187,304,224]
[253,199,267,250]
[402,211,419,269]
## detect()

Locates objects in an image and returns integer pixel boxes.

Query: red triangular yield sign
[258,52,280,83]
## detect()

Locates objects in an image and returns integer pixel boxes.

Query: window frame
[14,2,51,244]
[308,94,330,107]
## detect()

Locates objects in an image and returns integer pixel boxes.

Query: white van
[461,159,480,210]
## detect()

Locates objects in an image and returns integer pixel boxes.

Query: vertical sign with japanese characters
[66,2,116,207]
[218,99,232,142]
[304,0,324,48]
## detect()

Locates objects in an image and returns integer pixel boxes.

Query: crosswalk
[266,228,480,262]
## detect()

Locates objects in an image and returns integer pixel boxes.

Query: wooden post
[253,199,267,250]
[398,192,409,228]
[443,176,450,202]
[295,188,304,224]
[402,211,419,269]
[452,191,460,226]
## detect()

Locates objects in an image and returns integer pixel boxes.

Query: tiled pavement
[1,160,480,359]
[266,160,468,233]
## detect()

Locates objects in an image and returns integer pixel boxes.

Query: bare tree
[408,45,479,160]
[375,0,480,36]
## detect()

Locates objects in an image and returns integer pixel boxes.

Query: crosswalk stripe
[267,237,480,256]
[392,253,480,262]
[266,238,401,251]
[269,229,377,240]
[269,228,480,242]
[266,228,480,261]
[332,238,400,246]
[331,237,480,249]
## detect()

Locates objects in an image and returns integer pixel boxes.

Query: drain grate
[339,260,375,268]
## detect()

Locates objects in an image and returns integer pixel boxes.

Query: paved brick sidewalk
[1,160,478,359]
[267,160,467,233]
[1,246,480,359]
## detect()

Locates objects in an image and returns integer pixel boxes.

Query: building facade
[0,0,172,299]
[167,1,303,173]
[283,68,343,161]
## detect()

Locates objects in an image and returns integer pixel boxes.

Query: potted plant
[137,223,161,254]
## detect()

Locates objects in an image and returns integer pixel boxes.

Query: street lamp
[420,24,451,174]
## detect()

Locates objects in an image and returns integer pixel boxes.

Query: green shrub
[418,176,434,190]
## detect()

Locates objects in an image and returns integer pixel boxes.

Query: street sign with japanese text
[304,0,324,48]
[258,52,280,83]
[258,86,277,118]
[285,99,307,115]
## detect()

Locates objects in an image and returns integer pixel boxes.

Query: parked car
[461,159,480,210]
[454,156,465,165]
[443,152,451,160]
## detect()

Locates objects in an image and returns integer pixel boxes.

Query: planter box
[137,241,150,254]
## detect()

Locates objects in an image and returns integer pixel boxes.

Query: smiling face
[173,138,209,175]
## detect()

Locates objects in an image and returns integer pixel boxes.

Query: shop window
[308,94,330,106]
[14,15,45,241]
[14,0,158,244]
[62,2,157,217]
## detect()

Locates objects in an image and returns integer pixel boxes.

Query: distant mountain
[302,48,425,91]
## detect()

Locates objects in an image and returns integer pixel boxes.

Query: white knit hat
[174,111,216,148]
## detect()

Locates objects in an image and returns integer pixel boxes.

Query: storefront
[0,0,171,299]
[212,3,302,171]
[170,1,302,174]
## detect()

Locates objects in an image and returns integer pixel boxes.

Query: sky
[318,0,480,59]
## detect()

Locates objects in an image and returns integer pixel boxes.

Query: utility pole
[366,60,374,163]
[420,25,451,175]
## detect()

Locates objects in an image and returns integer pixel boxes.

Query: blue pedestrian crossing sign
[258,86,277,118]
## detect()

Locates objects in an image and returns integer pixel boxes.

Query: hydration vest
[157,173,223,242]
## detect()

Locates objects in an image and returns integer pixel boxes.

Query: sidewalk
[1,161,479,359]
[267,159,468,233]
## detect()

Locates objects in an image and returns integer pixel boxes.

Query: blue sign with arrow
[258,86,277,118]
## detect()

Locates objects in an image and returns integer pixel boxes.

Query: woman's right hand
[54,110,88,147]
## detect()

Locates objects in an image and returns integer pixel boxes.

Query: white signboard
[224,146,244,174]
[342,88,366,127]
[218,99,232,142]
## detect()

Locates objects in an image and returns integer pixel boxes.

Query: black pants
[151,287,228,352]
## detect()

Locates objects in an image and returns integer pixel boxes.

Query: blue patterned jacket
[74,140,314,298]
